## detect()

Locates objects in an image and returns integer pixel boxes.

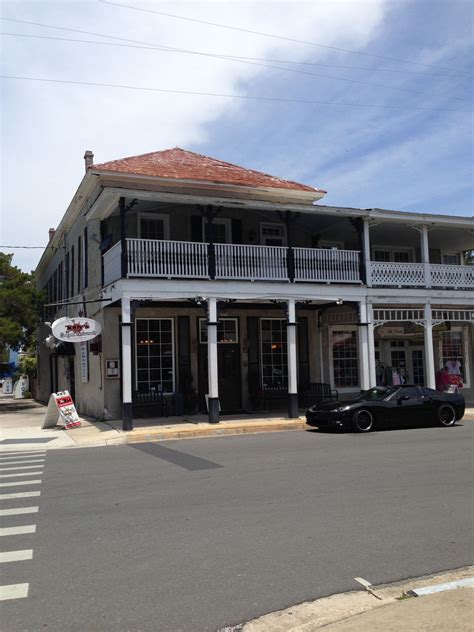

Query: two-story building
[35,148,474,428]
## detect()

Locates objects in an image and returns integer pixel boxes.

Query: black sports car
[306,385,465,433]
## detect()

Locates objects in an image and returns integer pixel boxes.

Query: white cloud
[3,0,388,270]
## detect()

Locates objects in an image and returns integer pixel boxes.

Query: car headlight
[334,405,351,412]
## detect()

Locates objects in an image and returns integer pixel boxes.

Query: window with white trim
[135,319,174,393]
[202,218,231,244]
[439,327,470,388]
[330,327,359,389]
[199,318,238,344]
[441,251,461,266]
[372,246,413,262]
[138,213,170,240]
[260,222,287,246]
[260,319,287,388]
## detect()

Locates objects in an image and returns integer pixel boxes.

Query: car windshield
[355,387,395,401]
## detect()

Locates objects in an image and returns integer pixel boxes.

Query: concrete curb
[237,566,474,632]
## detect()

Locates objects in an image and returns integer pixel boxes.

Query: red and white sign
[51,317,101,343]
[42,390,81,429]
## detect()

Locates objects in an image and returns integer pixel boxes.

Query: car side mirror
[397,395,410,405]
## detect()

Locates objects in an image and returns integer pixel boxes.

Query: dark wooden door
[198,344,242,413]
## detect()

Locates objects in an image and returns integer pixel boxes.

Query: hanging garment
[445,359,462,375]
[392,370,401,386]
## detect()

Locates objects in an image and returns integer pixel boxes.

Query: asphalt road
[1,422,473,631]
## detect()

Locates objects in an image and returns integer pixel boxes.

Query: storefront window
[331,328,359,388]
[260,319,287,388]
[199,318,238,344]
[440,330,466,383]
[135,319,174,393]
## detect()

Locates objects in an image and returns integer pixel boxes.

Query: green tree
[0,253,44,350]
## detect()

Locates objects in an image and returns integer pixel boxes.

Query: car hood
[308,399,359,412]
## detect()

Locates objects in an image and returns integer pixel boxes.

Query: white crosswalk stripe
[0,506,39,516]
[0,452,46,459]
[0,464,45,471]
[0,480,42,488]
[0,525,36,537]
[0,471,43,478]
[0,491,41,500]
[0,454,46,602]
[0,583,29,600]
[0,460,45,467]
[0,550,33,563]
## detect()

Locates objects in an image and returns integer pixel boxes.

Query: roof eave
[89,169,325,204]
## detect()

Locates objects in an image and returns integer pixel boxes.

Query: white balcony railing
[127,238,209,278]
[370,261,474,289]
[370,262,425,286]
[103,241,473,290]
[215,244,288,281]
[430,264,474,289]
[294,248,361,283]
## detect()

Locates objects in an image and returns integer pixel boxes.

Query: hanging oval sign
[51,317,102,343]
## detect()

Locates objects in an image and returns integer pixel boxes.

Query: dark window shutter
[191,216,202,242]
[84,226,88,289]
[247,317,261,399]
[178,316,194,413]
[298,316,310,389]
[231,219,242,244]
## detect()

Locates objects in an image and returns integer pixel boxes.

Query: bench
[133,390,170,418]
[299,383,339,408]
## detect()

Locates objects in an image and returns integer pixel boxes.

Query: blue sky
[1,0,473,271]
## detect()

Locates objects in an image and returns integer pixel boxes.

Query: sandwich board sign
[42,391,81,430]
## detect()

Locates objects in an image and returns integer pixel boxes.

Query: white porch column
[358,300,371,391]
[207,297,220,423]
[367,302,376,388]
[420,224,431,288]
[424,303,436,389]
[121,296,133,431]
[287,298,299,418]
[363,218,372,287]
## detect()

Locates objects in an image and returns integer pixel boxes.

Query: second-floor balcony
[103,238,473,290]
[370,261,474,289]
[104,238,362,285]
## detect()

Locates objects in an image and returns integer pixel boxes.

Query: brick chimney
[84,150,94,172]
[48,228,56,241]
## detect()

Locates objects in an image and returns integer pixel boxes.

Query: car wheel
[438,404,456,427]
[353,409,374,433]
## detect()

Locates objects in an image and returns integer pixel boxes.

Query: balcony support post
[423,303,436,390]
[207,297,220,423]
[420,224,431,288]
[287,299,299,418]
[201,204,220,280]
[121,296,133,431]
[367,302,376,388]
[358,300,371,391]
[119,197,137,279]
[362,218,372,286]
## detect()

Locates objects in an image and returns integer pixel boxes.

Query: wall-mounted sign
[42,390,81,429]
[80,342,89,383]
[51,317,102,343]
[378,326,405,338]
[105,359,120,379]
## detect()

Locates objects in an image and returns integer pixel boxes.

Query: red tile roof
[92,148,324,194]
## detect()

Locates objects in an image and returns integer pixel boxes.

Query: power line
[0,28,458,75]
[1,74,471,114]
[2,29,471,103]
[100,0,473,76]
[1,245,46,249]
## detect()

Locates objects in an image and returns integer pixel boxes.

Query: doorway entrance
[197,318,242,413]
